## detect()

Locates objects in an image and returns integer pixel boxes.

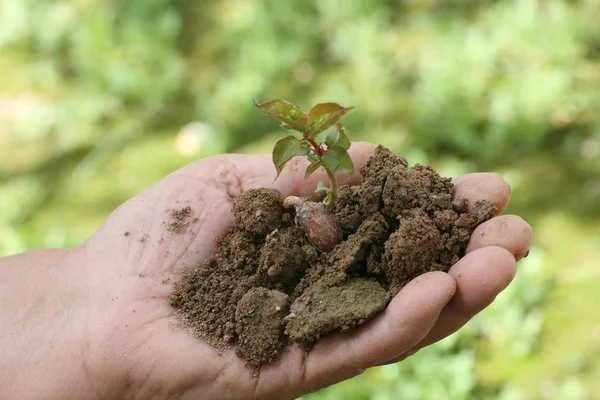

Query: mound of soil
[170,146,495,367]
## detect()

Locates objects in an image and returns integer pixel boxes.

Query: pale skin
[0,142,532,400]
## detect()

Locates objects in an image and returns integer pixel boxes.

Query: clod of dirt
[382,209,442,295]
[320,213,390,287]
[358,146,408,216]
[259,227,309,290]
[285,278,389,342]
[233,188,283,236]
[171,145,496,368]
[382,165,453,218]
[331,185,363,234]
[235,288,289,365]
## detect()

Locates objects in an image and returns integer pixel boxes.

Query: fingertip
[466,215,533,261]
[447,246,516,314]
[452,173,511,215]
[348,141,378,160]
[514,216,533,260]
[381,246,519,362]
[346,141,378,175]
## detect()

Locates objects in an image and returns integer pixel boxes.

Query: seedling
[253,98,355,208]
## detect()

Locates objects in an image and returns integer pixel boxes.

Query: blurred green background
[1,0,599,398]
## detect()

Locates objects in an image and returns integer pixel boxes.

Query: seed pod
[284,196,343,253]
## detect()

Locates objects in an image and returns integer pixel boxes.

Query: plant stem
[306,136,339,207]
[323,168,339,208]
[308,137,324,156]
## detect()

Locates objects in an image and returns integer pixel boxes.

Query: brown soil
[170,146,495,367]
[166,206,194,234]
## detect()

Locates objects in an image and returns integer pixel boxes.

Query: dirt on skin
[170,146,496,368]
[166,206,194,234]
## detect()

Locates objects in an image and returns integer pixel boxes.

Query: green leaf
[336,123,351,150]
[306,152,318,163]
[307,103,354,137]
[285,113,308,132]
[324,130,338,148]
[272,136,301,176]
[304,161,322,180]
[325,124,351,150]
[315,181,329,195]
[321,145,354,175]
[298,140,311,156]
[254,98,304,126]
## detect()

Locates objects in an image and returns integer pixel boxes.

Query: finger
[452,173,511,215]
[466,215,533,261]
[296,272,456,392]
[379,246,516,365]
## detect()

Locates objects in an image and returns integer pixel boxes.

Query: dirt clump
[171,146,496,368]
[285,278,388,342]
[382,209,442,296]
[232,188,283,236]
[235,288,290,365]
[259,227,309,291]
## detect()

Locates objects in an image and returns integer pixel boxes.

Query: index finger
[197,141,378,199]
[204,144,511,210]
[452,173,511,216]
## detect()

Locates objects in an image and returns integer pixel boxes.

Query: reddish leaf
[285,113,308,132]
[307,102,354,137]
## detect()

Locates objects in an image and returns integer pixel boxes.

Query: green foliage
[255,98,354,206]
[325,125,351,150]
[321,145,354,175]
[271,135,302,176]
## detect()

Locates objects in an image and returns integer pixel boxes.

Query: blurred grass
[1,0,600,399]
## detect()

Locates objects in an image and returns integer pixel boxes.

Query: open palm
[77,142,531,400]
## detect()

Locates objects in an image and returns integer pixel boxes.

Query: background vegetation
[1,0,599,398]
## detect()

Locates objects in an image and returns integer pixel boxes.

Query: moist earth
[170,146,495,367]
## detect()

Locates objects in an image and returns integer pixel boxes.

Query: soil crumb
[167,206,194,234]
[171,146,496,367]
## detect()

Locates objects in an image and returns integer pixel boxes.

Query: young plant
[253,98,355,208]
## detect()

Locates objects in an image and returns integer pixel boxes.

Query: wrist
[0,248,95,399]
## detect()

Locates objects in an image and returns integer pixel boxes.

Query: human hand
[0,142,531,400]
